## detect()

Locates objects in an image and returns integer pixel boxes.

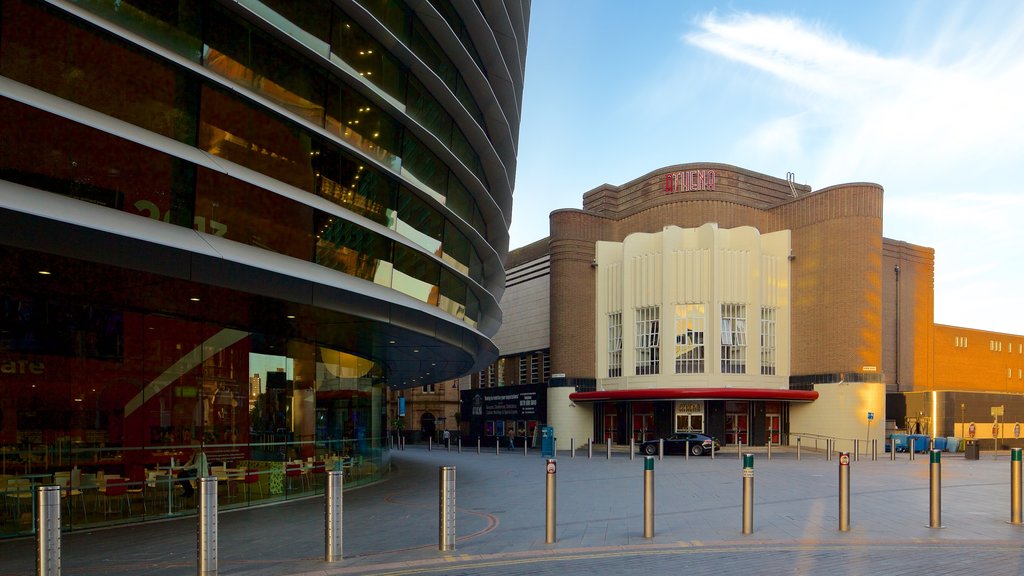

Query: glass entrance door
[603,414,617,442]
[726,414,748,445]
[632,413,654,442]
[766,414,780,444]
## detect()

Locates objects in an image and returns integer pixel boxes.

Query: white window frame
[634,306,660,375]
[721,303,747,374]
[674,304,705,374]
[608,312,623,377]
[761,306,777,375]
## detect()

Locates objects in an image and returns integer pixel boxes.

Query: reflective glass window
[330,10,406,99]
[325,80,401,171]
[396,192,444,255]
[355,0,411,42]
[0,97,191,226]
[203,6,325,128]
[314,212,394,286]
[1,0,199,144]
[70,0,203,61]
[259,0,332,44]
[198,84,315,192]
[314,145,396,226]
[407,76,453,144]
[439,268,467,320]
[195,167,314,260]
[392,244,440,305]
[410,19,457,89]
[442,221,471,275]
[400,133,448,200]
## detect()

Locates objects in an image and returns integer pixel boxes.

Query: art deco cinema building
[0,0,528,532]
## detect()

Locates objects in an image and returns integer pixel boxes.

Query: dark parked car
[640,433,721,456]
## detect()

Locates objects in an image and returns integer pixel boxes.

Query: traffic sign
[867,411,874,421]
[839,453,850,466]
[546,460,557,475]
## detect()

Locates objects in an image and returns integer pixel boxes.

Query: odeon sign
[664,169,716,193]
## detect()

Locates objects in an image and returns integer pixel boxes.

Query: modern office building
[473,162,1024,453]
[0,0,528,535]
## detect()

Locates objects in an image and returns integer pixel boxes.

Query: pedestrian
[178,446,208,499]
[507,429,515,451]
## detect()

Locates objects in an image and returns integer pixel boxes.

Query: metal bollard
[477,438,481,454]
[458,438,462,454]
[890,436,896,461]
[630,438,635,461]
[711,438,715,460]
[742,454,754,534]
[589,437,593,459]
[36,485,60,576]
[325,471,343,562]
[797,437,801,461]
[872,439,878,461]
[643,456,655,538]
[910,442,915,461]
[198,477,218,576]
[545,459,557,543]
[447,438,451,452]
[571,437,575,459]
[439,466,456,551]
[1012,448,1023,525]
[827,439,833,461]
[429,437,432,452]
[838,452,851,532]
[767,439,772,461]
[659,438,664,462]
[607,438,612,460]
[496,440,500,456]
[929,450,942,528]
[685,440,689,461]
[738,439,743,460]
[524,438,528,457]
[854,439,860,462]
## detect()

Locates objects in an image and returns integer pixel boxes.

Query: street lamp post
[961,403,965,438]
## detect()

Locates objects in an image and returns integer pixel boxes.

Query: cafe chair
[99,477,131,517]
[242,468,264,500]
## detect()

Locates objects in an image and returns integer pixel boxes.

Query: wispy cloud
[686,10,1024,184]
[686,9,1024,333]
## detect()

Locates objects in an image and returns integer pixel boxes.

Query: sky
[511,0,1024,335]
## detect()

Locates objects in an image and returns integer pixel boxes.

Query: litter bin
[964,439,980,460]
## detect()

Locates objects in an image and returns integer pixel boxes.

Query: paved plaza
[3,444,1024,575]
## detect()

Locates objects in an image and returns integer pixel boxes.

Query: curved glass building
[0,0,528,534]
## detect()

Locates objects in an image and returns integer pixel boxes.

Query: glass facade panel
[1,0,199,144]
[202,6,325,127]
[401,133,448,198]
[198,84,315,192]
[392,244,441,305]
[70,0,203,61]
[0,254,389,537]
[325,80,402,172]
[314,146,396,226]
[330,8,406,99]
[195,167,314,259]
[0,97,191,226]
[314,213,394,286]
[396,193,444,254]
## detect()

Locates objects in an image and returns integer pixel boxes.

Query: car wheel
[690,443,704,456]
[644,444,657,455]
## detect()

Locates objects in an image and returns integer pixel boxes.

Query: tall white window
[608,312,623,377]
[674,304,705,373]
[518,356,527,384]
[761,307,777,375]
[721,303,747,374]
[635,306,660,375]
